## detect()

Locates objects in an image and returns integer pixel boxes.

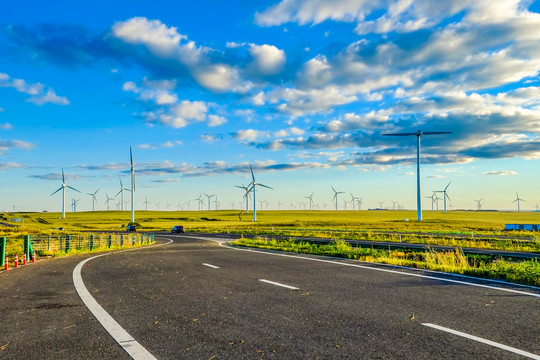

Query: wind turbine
[235,184,251,213]
[185,200,191,211]
[71,198,80,212]
[130,147,135,223]
[331,186,345,211]
[194,194,203,211]
[204,193,215,211]
[50,168,80,219]
[277,200,283,210]
[350,193,360,210]
[143,197,150,211]
[378,201,384,210]
[382,129,452,221]
[434,182,451,213]
[155,202,160,211]
[105,193,114,211]
[248,165,272,222]
[213,197,220,210]
[305,192,314,211]
[513,193,525,212]
[116,178,130,211]
[474,198,483,211]
[86,189,99,211]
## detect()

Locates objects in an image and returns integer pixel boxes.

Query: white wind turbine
[331,186,345,211]
[382,130,452,221]
[434,182,451,213]
[86,189,99,211]
[105,193,114,211]
[351,193,360,210]
[116,178,130,211]
[474,198,484,211]
[143,197,150,211]
[50,169,80,219]
[305,192,314,211]
[235,184,251,213]
[513,193,525,212]
[194,194,203,211]
[204,193,215,211]
[248,165,272,222]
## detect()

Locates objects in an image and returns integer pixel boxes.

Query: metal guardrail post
[78,235,82,249]
[65,235,71,253]
[24,235,33,261]
[1,237,5,267]
[108,235,112,249]
[48,235,51,251]
[132,236,135,246]
[99,234,101,247]
[120,235,124,247]
[89,235,95,251]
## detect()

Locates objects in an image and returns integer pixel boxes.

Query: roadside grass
[232,238,540,287]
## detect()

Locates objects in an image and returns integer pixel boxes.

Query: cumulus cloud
[0,73,69,106]
[0,139,35,151]
[249,44,286,75]
[0,123,13,130]
[138,140,182,150]
[232,129,269,141]
[208,115,227,127]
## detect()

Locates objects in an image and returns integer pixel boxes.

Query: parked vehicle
[126,224,137,232]
[171,225,184,233]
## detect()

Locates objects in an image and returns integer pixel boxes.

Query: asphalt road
[1,233,539,359]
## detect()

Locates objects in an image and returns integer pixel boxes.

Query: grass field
[2,210,539,285]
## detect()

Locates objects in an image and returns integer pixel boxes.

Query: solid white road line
[259,279,299,290]
[73,238,173,360]
[422,323,540,360]
[202,263,220,269]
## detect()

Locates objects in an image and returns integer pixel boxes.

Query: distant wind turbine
[331,186,345,211]
[50,168,80,219]
[474,198,484,211]
[434,182,451,213]
[204,193,215,211]
[350,193,360,211]
[105,193,114,211]
[116,178,130,211]
[248,165,272,221]
[235,184,251,213]
[382,129,452,221]
[86,189,99,211]
[378,201,384,210]
[513,193,525,212]
[194,194,203,211]
[305,192,314,211]
[143,197,150,211]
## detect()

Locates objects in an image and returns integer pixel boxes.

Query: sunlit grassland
[1,209,540,254]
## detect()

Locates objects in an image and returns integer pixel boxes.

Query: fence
[2,233,155,269]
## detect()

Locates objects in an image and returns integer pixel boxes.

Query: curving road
[0,233,539,359]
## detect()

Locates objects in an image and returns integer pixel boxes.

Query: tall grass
[233,238,540,287]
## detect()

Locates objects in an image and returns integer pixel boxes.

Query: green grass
[232,238,540,287]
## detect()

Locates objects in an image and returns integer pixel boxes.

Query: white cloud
[249,44,286,75]
[482,170,517,176]
[232,129,269,141]
[208,115,227,127]
[27,89,70,106]
[0,73,69,106]
[0,123,13,130]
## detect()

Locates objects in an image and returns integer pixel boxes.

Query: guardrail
[1,233,155,270]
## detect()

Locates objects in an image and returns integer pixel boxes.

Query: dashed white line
[422,323,540,359]
[259,279,299,290]
[202,263,220,269]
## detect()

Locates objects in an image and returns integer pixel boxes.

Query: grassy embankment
[232,237,540,287]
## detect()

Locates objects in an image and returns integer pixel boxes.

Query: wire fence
[1,233,155,268]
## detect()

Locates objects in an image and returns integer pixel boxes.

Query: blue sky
[2,0,540,213]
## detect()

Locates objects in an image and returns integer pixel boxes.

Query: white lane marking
[186,236,540,298]
[259,279,299,290]
[73,238,173,360]
[422,323,540,359]
[202,263,220,269]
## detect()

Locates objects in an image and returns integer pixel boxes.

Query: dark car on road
[171,225,184,233]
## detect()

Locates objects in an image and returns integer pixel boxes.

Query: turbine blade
[258,183,273,190]
[67,186,81,193]
[445,182,451,191]
[422,131,453,135]
[250,165,255,182]
[50,187,63,196]
[381,132,417,136]
[61,168,65,183]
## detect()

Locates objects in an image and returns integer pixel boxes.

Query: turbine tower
[116,178,130,211]
[248,165,272,222]
[204,193,215,211]
[143,197,150,211]
[50,168,80,219]
[194,194,203,211]
[305,192,314,211]
[513,193,525,212]
[86,189,99,211]
[434,182,451,213]
[105,193,114,211]
[235,184,251,213]
[382,129,452,221]
[351,193,360,210]
[331,186,345,211]
[130,147,135,223]
[474,198,484,211]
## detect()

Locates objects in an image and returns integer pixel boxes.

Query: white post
[416,134,422,221]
